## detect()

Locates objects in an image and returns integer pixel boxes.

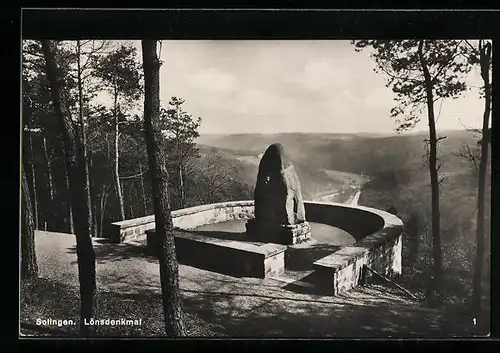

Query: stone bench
[145,229,286,279]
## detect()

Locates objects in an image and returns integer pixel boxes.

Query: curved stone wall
[111,200,404,295]
[173,200,254,230]
[303,201,386,241]
[111,200,397,242]
[306,201,404,295]
[110,200,254,243]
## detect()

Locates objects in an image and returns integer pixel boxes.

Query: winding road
[348,190,362,205]
[313,187,362,206]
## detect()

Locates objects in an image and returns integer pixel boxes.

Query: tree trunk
[142,40,186,336]
[473,40,492,310]
[77,40,96,237]
[99,184,110,239]
[63,152,74,234]
[114,126,125,221]
[418,40,442,293]
[121,179,126,217]
[88,151,98,238]
[42,136,55,230]
[42,40,97,337]
[28,133,39,230]
[112,68,125,221]
[175,105,185,209]
[99,189,105,238]
[128,182,135,219]
[114,108,125,220]
[102,134,112,238]
[179,164,184,209]
[139,162,148,216]
[21,164,38,280]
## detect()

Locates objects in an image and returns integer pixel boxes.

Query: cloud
[154,40,484,135]
[187,68,237,94]
[301,61,349,91]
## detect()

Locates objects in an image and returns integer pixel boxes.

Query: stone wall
[303,201,385,241]
[110,201,254,243]
[110,200,403,295]
[310,202,404,295]
[111,200,389,244]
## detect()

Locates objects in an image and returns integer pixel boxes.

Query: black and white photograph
[20,11,492,339]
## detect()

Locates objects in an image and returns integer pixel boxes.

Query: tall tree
[353,40,470,297]
[76,40,93,237]
[26,130,39,230]
[139,162,148,215]
[64,152,75,233]
[23,40,78,234]
[21,48,46,230]
[21,165,38,279]
[86,104,115,237]
[41,135,55,230]
[417,39,443,292]
[94,45,142,221]
[41,40,97,337]
[160,97,201,209]
[467,40,492,310]
[142,40,186,336]
[115,113,150,218]
[67,40,111,237]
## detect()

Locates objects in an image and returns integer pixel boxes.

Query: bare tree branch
[464,39,481,57]
[119,170,147,180]
[454,144,480,170]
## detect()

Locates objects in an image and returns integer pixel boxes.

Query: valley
[196,130,475,206]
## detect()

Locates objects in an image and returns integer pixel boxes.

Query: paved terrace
[189,219,354,275]
[34,230,475,337]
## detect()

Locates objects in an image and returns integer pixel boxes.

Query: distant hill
[197,143,362,200]
[197,133,361,154]
[196,130,477,177]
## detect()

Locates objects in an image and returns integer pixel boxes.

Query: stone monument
[246,143,312,245]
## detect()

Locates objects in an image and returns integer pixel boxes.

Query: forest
[22,40,253,239]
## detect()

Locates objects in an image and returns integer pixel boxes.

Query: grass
[20,277,227,337]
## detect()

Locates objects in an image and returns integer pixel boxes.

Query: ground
[20,230,488,337]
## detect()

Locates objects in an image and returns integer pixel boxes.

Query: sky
[101,40,485,135]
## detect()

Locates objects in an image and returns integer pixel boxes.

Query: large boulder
[253,143,306,226]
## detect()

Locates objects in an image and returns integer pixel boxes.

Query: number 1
[473,318,477,326]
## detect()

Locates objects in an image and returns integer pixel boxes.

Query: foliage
[353,40,470,132]
[359,153,489,308]
[187,151,253,205]
[159,97,202,208]
[160,97,202,163]
[93,44,143,109]
[21,40,252,235]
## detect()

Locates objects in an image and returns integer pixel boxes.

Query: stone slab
[146,229,286,279]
